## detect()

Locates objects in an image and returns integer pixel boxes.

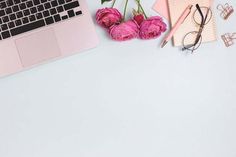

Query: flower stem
[111,0,116,8]
[137,0,140,12]
[123,0,129,21]
[136,0,148,19]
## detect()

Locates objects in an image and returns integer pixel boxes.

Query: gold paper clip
[217,3,234,20]
[221,33,236,47]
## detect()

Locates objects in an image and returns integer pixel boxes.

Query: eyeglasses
[182,4,212,53]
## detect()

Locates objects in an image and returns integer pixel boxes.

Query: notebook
[167,0,217,46]
[152,0,170,21]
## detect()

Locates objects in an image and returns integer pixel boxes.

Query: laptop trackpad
[15,29,61,67]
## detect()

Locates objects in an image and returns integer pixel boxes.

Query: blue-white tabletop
[0,0,236,157]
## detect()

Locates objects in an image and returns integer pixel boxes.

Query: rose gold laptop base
[0,0,99,77]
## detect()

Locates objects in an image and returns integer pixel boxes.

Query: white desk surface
[0,0,236,157]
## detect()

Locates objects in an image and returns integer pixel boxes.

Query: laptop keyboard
[0,0,82,40]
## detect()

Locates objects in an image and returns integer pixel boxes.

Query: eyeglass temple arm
[194,28,203,45]
[196,4,205,27]
[203,7,211,24]
[194,4,209,47]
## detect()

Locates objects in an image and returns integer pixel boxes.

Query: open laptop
[0,0,99,77]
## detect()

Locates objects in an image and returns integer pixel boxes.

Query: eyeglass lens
[182,5,212,53]
[193,7,212,25]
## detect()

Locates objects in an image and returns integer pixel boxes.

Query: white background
[1,0,236,157]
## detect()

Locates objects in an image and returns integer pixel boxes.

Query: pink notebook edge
[152,0,170,21]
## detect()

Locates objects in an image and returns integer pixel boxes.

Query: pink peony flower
[109,20,140,41]
[133,14,145,25]
[96,8,122,29]
[139,16,167,40]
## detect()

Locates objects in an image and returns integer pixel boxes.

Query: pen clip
[182,6,192,24]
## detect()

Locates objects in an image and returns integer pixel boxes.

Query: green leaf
[101,0,112,4]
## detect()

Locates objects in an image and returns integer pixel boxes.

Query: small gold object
[217,3,234,20]
[221,33,236,47]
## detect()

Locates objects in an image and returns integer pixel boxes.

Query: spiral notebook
[167,0,217,46]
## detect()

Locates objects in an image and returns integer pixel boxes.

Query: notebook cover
[167,0,217,46]
[153,0,170,21]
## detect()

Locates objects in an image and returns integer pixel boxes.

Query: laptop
[0,0,99,77]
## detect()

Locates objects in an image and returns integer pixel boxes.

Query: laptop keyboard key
[53,14,61,22]
[30,7,37,14]
[22,17,29,24]
[49,8,57,15]
[51,0,58,7]
[56,6,63,13]
[1,24,8,31]
[36,12,43,19]
[9,13,16,20]
[23,9,30,16]
[75,11,82,16]
[16,11,23,18]
[19,3,26,10]
[2,16,9,23]
[12,5,20,12]
[6,0,14,7]
[68,10,75,17]
[37,5,44,12]
[13,0,21,4]
[45,16,54,25]
[2,30,11,39]
[61,15,68,20]
[15,19,22,26]
[58,0,65,5]
[44,2,51,9]
[40,0,47,3]
[26,1,33,8]
[0,2,7,9]
[10,19,45,36]
[5,7,13,14]
[8,21,15,28]
[64,1,79,10]
[29,15,36,22]
[33,0,40,5]
[43,10,50,17]
[0,10,5,17]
